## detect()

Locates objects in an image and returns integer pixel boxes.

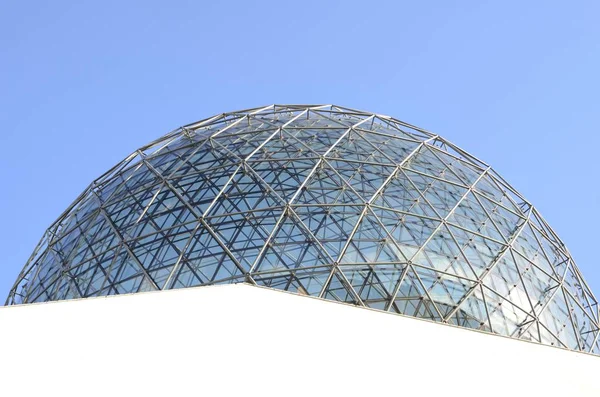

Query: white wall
[0,284,598,396]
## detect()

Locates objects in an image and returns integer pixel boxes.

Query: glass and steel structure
[7,104,599,354]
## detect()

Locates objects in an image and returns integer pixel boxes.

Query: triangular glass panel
[104,182,162,231]
[352,129,404,166]
[532,226,569,279]
[391,266,443,321]
[83,246,123,296]
[412,224,478,280]
[206,209,281,271]
[35,274,65,301]
[529,209,565,250]
[79,214,121,255]
[249,157,316,202]
[128,225,196,288]
[357,129,420,165]
[248,131,310,160]
[205,167,285,217]
[108,248,145,285]
[49,275,73,301]
[28,250,62,293]
[412,265,475,318]
[139,276,157,292]
[322,269,361,305]
[404,145,466,186]
[168,142,239,179]
[339,264,406,310]
[61,279,84,300]
[326,129,395,166]
[516,321,541,343]
[83,265,113,297]
[169,261,205,289]
[254,108,305,127]
[170,163,241,216]
[426,145,483,186]
[64,236,96,272]
[104,162,159,205]
[402,169,467,218]
[299,108,354,128]
[178,226,244,285]
[474,173,525,214]
[487,172,530,213]
[512,225,561,282]
[122,185,196,240]
[482,285,536,337]
[210,117,279,160]
[170,259,245,289]
[114,274,154,295]
[95,170,132,205]
[538,322,567,348]
[446,192,504,243]
[29,288,53,303]
[536,288,580,350]
[422,179,467,219]
[564,289,599,352]
[254,211,332,273]
[562,263,592,315]
[341,209,406,264]
[252,266,333,297]
[582,285,600,324]
[284,125,346,156]
[371,169,439,217]
[592,339,600,355]
[54,193,100,237]
[369,115,428,141]
[293,162,364,206]
[449,285,491,332]
[473,172,506,202]
[146,266,176,290]
[472,190,524,239]
[146,140,202,176]
[445,224,505,278]
[324,159,395,202]
[479,250,534,315]
[508,249,558,317]
[52,218,96,267]
[371,205,440,260]
[294,205,362,260]
[68,261,100,299]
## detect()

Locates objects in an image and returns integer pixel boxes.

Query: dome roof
[8,104,599,353]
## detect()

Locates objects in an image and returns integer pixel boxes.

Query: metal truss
[7,105,600,354]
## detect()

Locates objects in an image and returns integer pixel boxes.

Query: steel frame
[7,105,599,354]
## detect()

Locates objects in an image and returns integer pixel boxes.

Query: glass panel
[449,285,491,332]
[252,266,332,296]
[10,105,598,355]
[322,269,360,305]
[339,264,405,310]
[294,205,362,261]
[254,212,332,273]
[341,209,406,264]
[391,266,443,322]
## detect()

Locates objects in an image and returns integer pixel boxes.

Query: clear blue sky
[2,1,599,300]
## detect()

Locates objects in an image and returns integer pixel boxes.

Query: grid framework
[7,104,599,354]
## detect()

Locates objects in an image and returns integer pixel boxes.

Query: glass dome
[8,104,599,354]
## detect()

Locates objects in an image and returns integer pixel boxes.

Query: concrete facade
[1,283,598,396]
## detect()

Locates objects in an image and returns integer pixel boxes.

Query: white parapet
[0,283,598,396]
